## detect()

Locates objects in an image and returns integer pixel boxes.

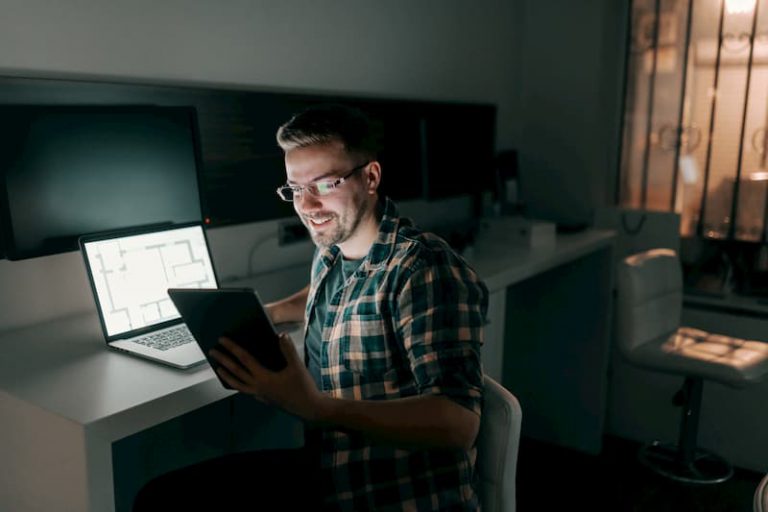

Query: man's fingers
[215,366,247,392]
[210,347,252,383]
[218,337,262,371]
[278,333,299,364]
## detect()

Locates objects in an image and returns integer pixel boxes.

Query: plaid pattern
[304,197,488,511]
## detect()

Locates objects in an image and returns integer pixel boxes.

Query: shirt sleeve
[394,257,488,416]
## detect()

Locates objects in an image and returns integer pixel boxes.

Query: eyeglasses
[276,161,370,202]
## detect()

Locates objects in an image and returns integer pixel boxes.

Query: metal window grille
[619,0,768,244]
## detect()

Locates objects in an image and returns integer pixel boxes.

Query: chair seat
[626,326,768,389]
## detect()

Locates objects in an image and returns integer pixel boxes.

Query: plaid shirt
[304,197,488,512]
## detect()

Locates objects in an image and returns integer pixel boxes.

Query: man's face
[285,141,370,248]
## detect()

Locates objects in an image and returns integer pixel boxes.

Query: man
[134,104,488,512]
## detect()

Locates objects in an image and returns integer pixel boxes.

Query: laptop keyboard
[134,324,193,351]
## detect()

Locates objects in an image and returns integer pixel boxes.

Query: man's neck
[337,199,381,260]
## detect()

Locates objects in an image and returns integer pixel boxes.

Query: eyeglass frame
[276,161,371,202]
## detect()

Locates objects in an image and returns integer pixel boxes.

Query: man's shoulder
[378,198,452,263]
[390,219,468,274]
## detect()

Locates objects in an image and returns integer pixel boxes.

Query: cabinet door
[501,248,614,454]
[113,398,232,512]
[230,393,304,451]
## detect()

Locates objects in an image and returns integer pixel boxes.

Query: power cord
[246,232,279,277]
[621,212,647,235]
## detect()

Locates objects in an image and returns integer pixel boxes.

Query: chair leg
[637,377,734,484]
[678,376,702,466]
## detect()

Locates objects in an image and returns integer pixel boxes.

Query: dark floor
[516,435,762,512]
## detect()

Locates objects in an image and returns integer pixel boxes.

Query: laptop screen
[82,225,217,338]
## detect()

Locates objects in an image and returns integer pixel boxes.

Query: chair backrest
[616,248,683,356]
[593,207,681,261]
[477,375,522,512]
[756,473,768,512]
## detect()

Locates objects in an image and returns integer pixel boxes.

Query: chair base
[638,441,734,485]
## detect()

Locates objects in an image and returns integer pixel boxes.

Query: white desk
[0,228,615,511]
[0,266,307,512]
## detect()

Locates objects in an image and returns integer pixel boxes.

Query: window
[620,0,768,301]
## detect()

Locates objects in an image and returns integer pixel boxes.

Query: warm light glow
[749,171,768,181]
[726,0,757,14]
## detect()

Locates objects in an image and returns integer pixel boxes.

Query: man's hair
[276,103,382,160]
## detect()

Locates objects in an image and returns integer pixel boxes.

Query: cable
[621,212,647,235]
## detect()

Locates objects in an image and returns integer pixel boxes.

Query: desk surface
[0,228,615,441]
[466,228,615,292]
[0,260,309,441]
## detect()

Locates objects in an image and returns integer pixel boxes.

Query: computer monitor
[422,103,496,200]
[0,105,204,260]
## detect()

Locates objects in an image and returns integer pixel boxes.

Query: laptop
[80,221,218,369]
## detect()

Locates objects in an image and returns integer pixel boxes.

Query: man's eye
[315,182,333,195]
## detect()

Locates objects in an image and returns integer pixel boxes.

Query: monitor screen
[0,105,203,260]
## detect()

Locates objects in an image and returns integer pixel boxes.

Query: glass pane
[702,1,756,238]
[679,0,721,236]
[620,0,659,209]
[646,0,692,212]
[735,0,768,241]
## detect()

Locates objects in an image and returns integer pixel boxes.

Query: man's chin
[310,231,341,248]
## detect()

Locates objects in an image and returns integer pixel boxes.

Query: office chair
[476,375,522,512]
[756,473,768,512]
[616,248,768,484]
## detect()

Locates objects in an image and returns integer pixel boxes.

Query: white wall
[515,0,628,226]
[0,0,520,333]
[0,0,521,148]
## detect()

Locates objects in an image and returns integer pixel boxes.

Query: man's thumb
[278,333,298,362]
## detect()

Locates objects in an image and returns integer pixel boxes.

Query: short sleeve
[394,259,488,416]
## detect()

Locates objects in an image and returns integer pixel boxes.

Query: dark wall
[516,0,629,228]
[0,76,496,259]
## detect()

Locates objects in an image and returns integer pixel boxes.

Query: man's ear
[366,161,382,195]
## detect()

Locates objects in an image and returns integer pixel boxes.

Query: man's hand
[209,333,326,421]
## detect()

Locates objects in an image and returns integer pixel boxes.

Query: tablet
[167,288,287,388]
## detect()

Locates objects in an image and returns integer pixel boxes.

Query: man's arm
[212,257,486,453]
[264,285,309,324]
[315,393,480,451]
[210,336,480,451]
